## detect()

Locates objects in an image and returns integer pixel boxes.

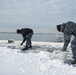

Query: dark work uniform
[21,28,33,48]
[59,21,76,59]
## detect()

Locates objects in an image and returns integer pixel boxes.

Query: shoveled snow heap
[0,40,76,75]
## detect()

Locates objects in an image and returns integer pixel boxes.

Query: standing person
[17,28,33,51]
[56,21,76,64]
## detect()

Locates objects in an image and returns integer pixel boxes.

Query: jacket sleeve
[62,33,71,51]
[21,37,26,45]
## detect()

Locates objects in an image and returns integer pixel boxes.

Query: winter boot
[22,46,28,51]
[28,45,32,49]
[71,59,76,64]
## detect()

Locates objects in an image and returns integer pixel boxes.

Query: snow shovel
[52,51,68,60]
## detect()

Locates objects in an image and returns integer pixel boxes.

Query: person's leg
[26,32,33,48]
[71,37,76,64]
[22,33,33,51]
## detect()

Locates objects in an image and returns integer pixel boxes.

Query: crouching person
[17,28,33,51]
[56,21,76,64]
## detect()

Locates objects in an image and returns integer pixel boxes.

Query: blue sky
[0,0,76,33]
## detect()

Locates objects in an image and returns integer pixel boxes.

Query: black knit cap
[56,25,61,32]
[17,29,21,33]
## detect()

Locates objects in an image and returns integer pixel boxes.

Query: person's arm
[21,37,26,45]
[62,34,71,51]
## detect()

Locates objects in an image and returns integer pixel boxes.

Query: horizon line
[0,32,61,35]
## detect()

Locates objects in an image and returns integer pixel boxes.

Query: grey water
[0,32,64,42]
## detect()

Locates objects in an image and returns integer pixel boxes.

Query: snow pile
[0,40,76,75]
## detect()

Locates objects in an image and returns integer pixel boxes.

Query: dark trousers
[71,37,76,59]
[26,32,33,47]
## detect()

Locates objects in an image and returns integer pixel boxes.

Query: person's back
[64,21,76,36]
[21,28,33,37]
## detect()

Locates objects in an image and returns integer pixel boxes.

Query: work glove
[20,43,23,46]
[62,50,66,51]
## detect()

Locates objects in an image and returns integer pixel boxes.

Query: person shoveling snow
[56,21,76,64]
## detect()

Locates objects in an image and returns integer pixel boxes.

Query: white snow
[0,40,76,75]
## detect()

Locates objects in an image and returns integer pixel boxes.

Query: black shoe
[71,59,76,64]
[22,47,28,51]
[28,45,32,49]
